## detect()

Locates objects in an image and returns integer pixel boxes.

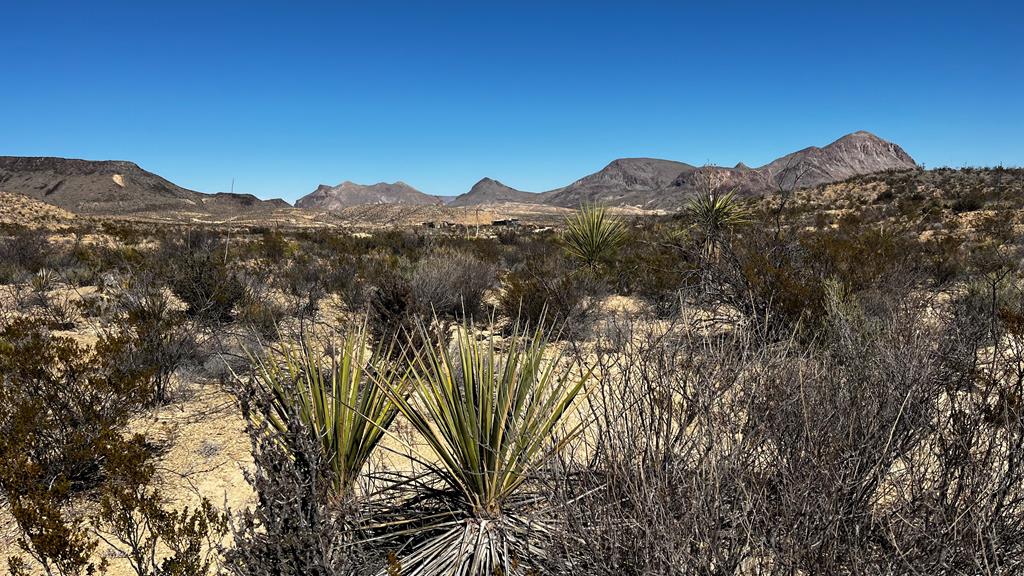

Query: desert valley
[4,127,1024,574]
[2,1,1022,573]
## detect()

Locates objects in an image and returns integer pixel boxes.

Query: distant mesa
[0,156,289,216]
[295,180,443,210]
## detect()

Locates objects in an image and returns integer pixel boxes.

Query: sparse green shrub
[259,228,293,262]
[324,254,366,312]
[161,233,247,323]
[951,191,985,213]
[236,292,286,342]
[280,254,328,317]
[119,286,195,404]
[94,442,228,576]
[0,319,149,575]
[612,227,698,316]
[365,255,418,349]
[498,254,601,339]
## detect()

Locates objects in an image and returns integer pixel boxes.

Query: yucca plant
[249,321,400,496]
[686,189,749,258]
[379,319,588,576]
[563,203,627,268]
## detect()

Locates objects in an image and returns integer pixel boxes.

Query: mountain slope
[756,131,916,189]
[651,131,917,208]
[539,158,695,207]
[0,156,289,215]
[449,178,540,207]
[295,181,441,210]
[448,132,915,209]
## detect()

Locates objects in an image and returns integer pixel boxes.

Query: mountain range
[0,131,916,217]
[448,131,916,209]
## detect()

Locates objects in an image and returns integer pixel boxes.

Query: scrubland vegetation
[3,167,1024,575]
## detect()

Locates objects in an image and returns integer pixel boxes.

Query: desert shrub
[259,228,293,262]
[41,291,79,331]
[546,320,780,575]
[410,246,495,320]
[0,320,150,575]
[800,224,914,292]
[498,254,601,339]
[703,228,823,335]
[547,293,1024,575]
[612,227,699,316]
[746,303,943,573]
[280,254,328,317]
[236,292,286,342]
[0,319,147,491]
[224,388,377,576]
[323,254,366,312]
[118,286,195,404]
[364,254,418,348]
[160,232,247,323]
[93,442,228,576]
[950,192,983,213]
[923,234,965,285]
[0,226,52,276]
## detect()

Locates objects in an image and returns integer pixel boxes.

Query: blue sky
[2,1,1021,201]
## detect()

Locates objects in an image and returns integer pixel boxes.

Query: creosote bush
[498,254,602,339]
[160,232,246,323]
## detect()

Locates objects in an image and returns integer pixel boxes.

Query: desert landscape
[4,139,1024,574]
[3,2,1022,575]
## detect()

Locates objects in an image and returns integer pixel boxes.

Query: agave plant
[563,203,627,268]
[380,319,588,575]
[250,321,400,496]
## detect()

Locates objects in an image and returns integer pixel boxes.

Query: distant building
[491,218,520,227]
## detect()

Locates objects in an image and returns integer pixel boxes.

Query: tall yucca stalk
[563,203,626,268]
[250,322,399,495]
[382,319,588,575]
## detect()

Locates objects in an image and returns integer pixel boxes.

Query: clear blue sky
[2,1,1021,201]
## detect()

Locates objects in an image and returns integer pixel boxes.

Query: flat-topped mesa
[0,156,289,215]
[295,180,442,210]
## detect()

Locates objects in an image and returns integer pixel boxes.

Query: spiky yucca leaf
[686,189,750,236]
[563,203,626,268]
[250,322,399,495]
[380,319,587,575]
